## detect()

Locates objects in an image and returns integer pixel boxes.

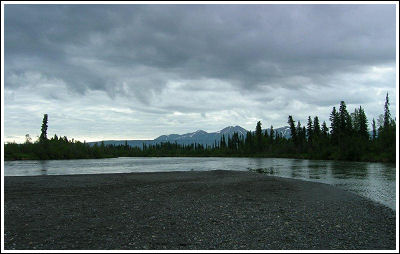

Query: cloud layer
[4,4,397,142]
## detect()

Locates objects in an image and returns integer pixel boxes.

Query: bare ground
[4,170,396,250]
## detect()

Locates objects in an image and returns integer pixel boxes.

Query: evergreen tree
[313,116,320,137]
[329,106,339,143]
[306,116,313,142]
[338,101,352,135]
[357,106,369,140]
[255,121,263,152]
[296,121,302,141]
[269,125,274,143]
[383,92,391,131]
[288,116,297,144]
[378,93,395,161]
[231,132,239,151]
[372,118,377,140]
[245,131,253,152]
[39,114,48,143]
[322,121,329,137]
[264,125,269,142]
[296,121,304,151]
[351,108,360,134]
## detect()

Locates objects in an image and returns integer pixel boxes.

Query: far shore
[4,153,396,163]
[4,170,396,250]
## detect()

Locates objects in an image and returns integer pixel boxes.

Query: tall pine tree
[39,114,48,143]
[288,116,297,145]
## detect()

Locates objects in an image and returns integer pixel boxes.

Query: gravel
[4,170,396,250]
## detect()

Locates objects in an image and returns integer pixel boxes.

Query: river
[3,157,396,210]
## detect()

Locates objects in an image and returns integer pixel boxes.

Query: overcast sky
[3,3,397,143]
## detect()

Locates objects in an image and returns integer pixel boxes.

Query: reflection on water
[330,161,369,179]
[290,159,303,178]
[40,161,48,175]
[307,161,327,180]
[4,157,396,211]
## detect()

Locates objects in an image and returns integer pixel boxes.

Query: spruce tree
[351,108,360,134]
[245,131,253,152]
[383,92,391,130]
[313,116,321,137]
[372,118,377,140]
[288,116,297,144]
[296,121,302,141]
[39,114,48,143]
[264,125,269,142]
[322,121,329,137]
[307,116,313,142]
[329,106,339,144]
[379,93,395,160]
[255,121,263,152]
[296,121,304,151]
[269,125,274,143]
[339,101,351,134]
[357,106,369,140]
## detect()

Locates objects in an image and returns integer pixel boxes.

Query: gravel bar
[4,170,396,250]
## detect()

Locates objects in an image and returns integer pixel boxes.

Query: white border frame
[1,1,398,253]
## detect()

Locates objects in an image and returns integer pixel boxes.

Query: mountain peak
[188,130,208,138]
[219,125,248,134]
[90,125,291,148]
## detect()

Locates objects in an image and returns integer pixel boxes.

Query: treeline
[4,94,396,163]
[5,114,115,160]
[284,94,396,162]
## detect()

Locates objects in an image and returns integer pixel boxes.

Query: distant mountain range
[89,125,291,148]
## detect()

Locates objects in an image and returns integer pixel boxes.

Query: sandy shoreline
[4,170,396,250]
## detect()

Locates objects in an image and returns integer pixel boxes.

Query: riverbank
[4,170,396,250]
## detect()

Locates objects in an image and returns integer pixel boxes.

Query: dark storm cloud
[4,4,397,142]
[5,4,395,97]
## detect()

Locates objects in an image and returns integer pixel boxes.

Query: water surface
[4,157,396,210]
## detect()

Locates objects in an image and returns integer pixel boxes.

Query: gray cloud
[6,5,396,90]
[3,4,397,142]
